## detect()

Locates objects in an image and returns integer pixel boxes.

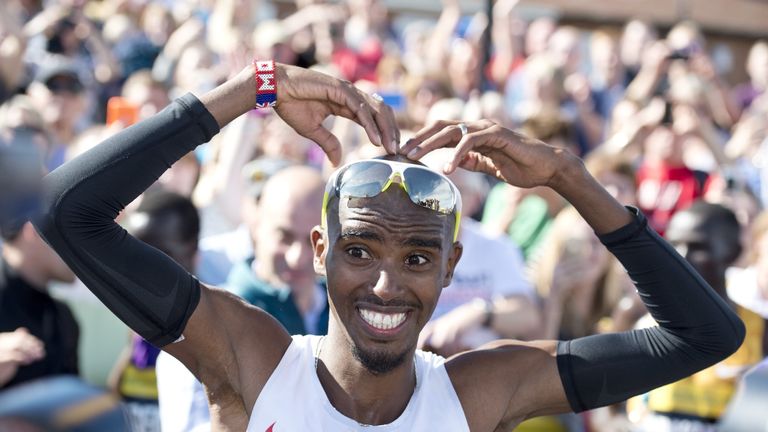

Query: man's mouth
[357,308,408,331]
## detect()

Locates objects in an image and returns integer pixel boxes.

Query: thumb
[299,125,343,167]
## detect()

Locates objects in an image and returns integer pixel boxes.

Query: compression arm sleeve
[33,94,220,347]
[556,207,746,412]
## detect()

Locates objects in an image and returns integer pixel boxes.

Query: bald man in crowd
[226,165,329,336]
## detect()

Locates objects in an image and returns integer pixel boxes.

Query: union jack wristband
[253,60,277,109]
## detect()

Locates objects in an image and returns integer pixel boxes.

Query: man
[634,201,765,431]
[227,165,328,336]
[34,63,743,430]
[0,127,78,390]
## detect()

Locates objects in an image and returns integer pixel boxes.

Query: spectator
[227,165,329,336]
[419,150,539,357]
[0,127,78,390]
[631,202,765,431]
[733,40,767,111]
[116,190,203,432]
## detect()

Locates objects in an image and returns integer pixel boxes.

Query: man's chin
[351,339,411,376]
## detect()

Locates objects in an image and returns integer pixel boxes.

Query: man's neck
[316,328,417,425]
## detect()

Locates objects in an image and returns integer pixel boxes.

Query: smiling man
[31,62,745,430]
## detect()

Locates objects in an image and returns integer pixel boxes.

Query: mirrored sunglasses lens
[338,162,392,198]
[403,168,454,213]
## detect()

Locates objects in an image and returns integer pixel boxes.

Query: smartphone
[106,97,139,126]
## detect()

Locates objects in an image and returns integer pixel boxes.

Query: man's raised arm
[32,63,398,372]
[402,120,746,426]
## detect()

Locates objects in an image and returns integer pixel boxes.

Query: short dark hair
[132,189,200,246]
[682,200,742,264]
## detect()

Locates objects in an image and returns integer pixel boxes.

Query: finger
[458,152,504,179]
[400,120,458,155]
[406,124,465,161]
[372,98,399,154]
[297,124,343,167]
[446,132,486,173]
[448,126,510,173]
[342,88,382,148]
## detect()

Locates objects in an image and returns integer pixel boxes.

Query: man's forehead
[331,188,450,239]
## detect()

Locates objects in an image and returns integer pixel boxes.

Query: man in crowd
[226,164,329,336]
[0,127,78,390]
[33,63,744,430]
[634,201,765,431]
[420,152,539,356]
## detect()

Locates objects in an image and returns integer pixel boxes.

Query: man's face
[312,186,462,374]
[255,191,319,289]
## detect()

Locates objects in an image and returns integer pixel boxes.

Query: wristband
[253,60,277,109]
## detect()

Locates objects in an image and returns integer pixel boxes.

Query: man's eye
[347,247,372,260]
[405,254,429,266]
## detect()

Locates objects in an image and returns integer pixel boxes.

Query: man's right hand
[275,64,399,166]
[0,328,45,387]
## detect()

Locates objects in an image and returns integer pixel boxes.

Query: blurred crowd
[0,0,766,431]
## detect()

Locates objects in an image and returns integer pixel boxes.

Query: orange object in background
[106,97,139,126]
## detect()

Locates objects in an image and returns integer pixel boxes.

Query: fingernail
[407,148,418,159]
[391,139,398,152]
[443,162,453,173]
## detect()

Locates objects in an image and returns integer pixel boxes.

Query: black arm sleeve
[33,94,220,347]
[556,207,746,412]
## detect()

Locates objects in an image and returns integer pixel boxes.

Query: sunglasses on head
[322,159,462,242]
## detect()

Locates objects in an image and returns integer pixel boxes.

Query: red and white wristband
[253,60,277,109]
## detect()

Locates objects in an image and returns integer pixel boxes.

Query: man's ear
[442,241,463,288]
[311,225,327,276]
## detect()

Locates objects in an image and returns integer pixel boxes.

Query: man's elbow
[722,315,746,357]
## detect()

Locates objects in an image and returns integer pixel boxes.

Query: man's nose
[371,268,403,302]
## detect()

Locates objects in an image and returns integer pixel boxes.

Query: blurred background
[0,0,766,431]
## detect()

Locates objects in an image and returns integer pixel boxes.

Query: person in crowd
[419,151,539,357]
[481,117,571,260]
[26,61,88,169]
[630,201,765,431]
[226,165,329,336]
[32,61,744,430]
[727,211,768,320]
[619,19,658,85]
[111,189,202,432]
[733,40,767,112]
[0,127,78,390]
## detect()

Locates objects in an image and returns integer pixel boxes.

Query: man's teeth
[359,309,407,330]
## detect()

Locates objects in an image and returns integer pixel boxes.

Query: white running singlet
[246,335,470,431]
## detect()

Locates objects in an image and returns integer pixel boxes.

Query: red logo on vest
[265,421,276,432]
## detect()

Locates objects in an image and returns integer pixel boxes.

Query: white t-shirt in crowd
[727,266,768,318]
[432,218,532,319]
[247,335,470,431]
[156,352,211,432]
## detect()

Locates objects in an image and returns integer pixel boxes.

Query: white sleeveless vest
[246,335,470,431]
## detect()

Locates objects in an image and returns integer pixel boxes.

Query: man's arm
[32,63,399,408]
[402,120,746,429]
